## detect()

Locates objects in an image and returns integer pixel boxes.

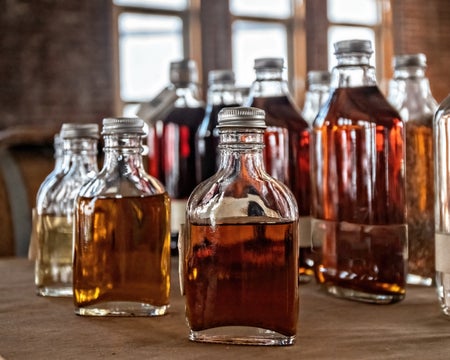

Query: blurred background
[0,0,449,256]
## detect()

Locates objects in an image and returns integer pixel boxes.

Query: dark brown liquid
[73,194,171,307]
[311,86,406,297]
[184,218,299,336]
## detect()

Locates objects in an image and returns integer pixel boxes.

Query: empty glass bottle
[310,39,407,304]
[387,53,438,286]
[183,107,299,345]
[73,117,171,316]
[195,69,243,183]
[147,59,205,254]
[434,94,450,316]
[246,57,312,283]
[302,70,331,126]
[35,123,99,297]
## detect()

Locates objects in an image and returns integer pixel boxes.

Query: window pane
[327,0,378,25]
[118,13,183,102]
[230,0,291,19]
[328,26,376,70]
[232,21,287,86]
[114,0,187,10]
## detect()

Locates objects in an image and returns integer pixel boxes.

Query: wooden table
[1,257,450,359]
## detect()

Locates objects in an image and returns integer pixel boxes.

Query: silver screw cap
[60,123,99,139]
[217,106,266,129]
[102,117,145,135]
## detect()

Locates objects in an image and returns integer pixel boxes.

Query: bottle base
[407,273,433,287]
[75,301,169,317]
[189,326,295,346]
[321,284,405,304]
[37,285,73,297]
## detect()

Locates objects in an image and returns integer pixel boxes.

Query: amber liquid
[73,194,171,310]
[311,86,406,300]
[249,96,312,281]
[405,120,434,283]
[184,217,299,337]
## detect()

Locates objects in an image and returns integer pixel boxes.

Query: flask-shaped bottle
[35,123,99,297]
[246,58,312,283]
[73,117,171,316]
[195,69,243,183]
[302,70,331,126]
[434,94,450,316]
[147,59,205,254]
[311,39,407,303]
[387,53,437,286]
[183,107,299,345]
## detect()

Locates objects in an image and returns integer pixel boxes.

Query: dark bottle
[246,58,312,283]
[73,117,171,316]
[182,107,299,345]
[195,69,243,183]
[146,59,205,254]
[311,39,407,304]
[387,53,437,286]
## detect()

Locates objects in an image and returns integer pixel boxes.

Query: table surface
[1,257,450,360]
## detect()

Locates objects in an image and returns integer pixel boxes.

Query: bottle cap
[334,39,373,55]
[102,117,146,135]
[208,69,235,85]
[393,53,427,69]
[170,59,198,84]
[217,106,266,129]
[254,58,284,70]
[307,70,331,85]
[60,123,99,139]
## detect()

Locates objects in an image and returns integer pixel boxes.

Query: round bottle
[183,107,299,345]
[311,39,407,304]
[246,58,312,283]
[35,123,99,297]
[302,70,331,126]
[434,94,450,316]
[387,53,438,286]
[73,117,171,316]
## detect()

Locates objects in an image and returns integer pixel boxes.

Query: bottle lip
[60,123,100,139]
[393,53,427,69]
[208,69,235,84]
[334,39,373,55]
[254,57,284,70]
[102,117,146,135]
[217,106,266,129]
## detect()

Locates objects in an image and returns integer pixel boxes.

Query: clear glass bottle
[302,70,331,126]
[35,123,99,297]
[195,69,243,183]
[182,107,299,345]
[73,117,171,316]
[246,58,312,283]
[147,59,205,254]
[310,39,407,304]
[434,94,450,316]
[387,53,438,286]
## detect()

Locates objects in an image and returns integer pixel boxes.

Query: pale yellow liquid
[35,214,73,297]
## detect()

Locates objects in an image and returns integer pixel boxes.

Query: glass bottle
[147,59,205,254]
[195,69,243,183]
[387,53,438,286]
[310,39,407,304]
[35,123,99,297]
[434,94,450,316]
[73,117,171,316]
[246,58,312,283]
[182,107,299,345]
[302,70,331,126]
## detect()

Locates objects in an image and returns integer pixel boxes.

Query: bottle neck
[249,68,289,97]
[61,138,98,172]
[207,82,241,106]
[169,82,203,107]
[102,134,145,172]
[331,53,377,88]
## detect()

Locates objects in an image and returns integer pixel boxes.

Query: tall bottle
[195,69,243,183]
[73,117,171,316]
[302,70,331,126]
[246,58,312,283]
[35,123,99,297]
[387,53,438,286]
[310,39,407,304]
[147,59,205,254]
[183,107,299,345]
[434,94,450,316]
